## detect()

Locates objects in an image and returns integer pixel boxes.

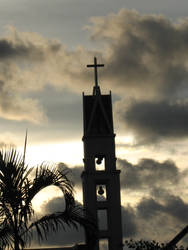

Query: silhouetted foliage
[125,239,187,250]
[0,148,96,250]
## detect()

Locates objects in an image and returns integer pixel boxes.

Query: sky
[0,0,188,249]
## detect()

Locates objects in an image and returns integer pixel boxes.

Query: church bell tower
[81,58,123,250]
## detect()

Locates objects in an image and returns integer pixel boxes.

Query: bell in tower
[98,185,105,196]
[81,57,123,250]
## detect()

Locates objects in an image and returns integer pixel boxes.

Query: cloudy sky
[0,0,188,249]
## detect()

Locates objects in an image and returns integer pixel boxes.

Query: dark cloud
[31,189,188,248]
[137,195,188,223]
[0,39,37,60]
[42,197,66,214]
[0,31,61,61]
[117,99,188,143]
[52,161,187,246]
[118,158,181,190]
[135,190,188,245]
[164,195,188,223]
[57,163,83,189]
[31,197,85,247]
[3,10,188,125]
[69,166,83,188]
[0,27,63,123]
[121,206,137,238]
[150,187,188,223]
[1,9,188,101]
[0,85,46,123]
[32,196,137,247]
[87,9,188,145]
[137,198,163,219]
[0,67,46,123]
[88,9,188,99]
[59,158,183,192]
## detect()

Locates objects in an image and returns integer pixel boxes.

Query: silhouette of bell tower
[81,57,123,250]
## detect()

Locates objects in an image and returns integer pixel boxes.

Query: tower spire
[87,57,104,94]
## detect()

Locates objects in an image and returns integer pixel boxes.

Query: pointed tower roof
[83,57,114,136]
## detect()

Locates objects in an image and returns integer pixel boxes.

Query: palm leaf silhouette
[0,148,96,250]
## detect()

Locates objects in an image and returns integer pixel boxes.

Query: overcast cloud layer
[1,10,188,146]
[30,159,188,248]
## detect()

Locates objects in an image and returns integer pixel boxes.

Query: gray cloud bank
[91,9,188,144]
[89,9,188,145]
[2,9,188,99]
[118,158,182,190]
[31,196,137,247]
[88,9,188,99]
[31,197,85,247]
[116,99,188,144]
[31,158,188,248]
[2,10,188,129]
[137,194,188,223]
[61,158,186,191]
[32,196,188,248]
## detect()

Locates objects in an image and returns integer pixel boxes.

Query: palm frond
[27,203,96,243]
[0,220,14,249]
[0,148,92,249]
[0,148,34,249]
[26,164,74,204]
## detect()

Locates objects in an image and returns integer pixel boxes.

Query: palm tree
[0,148,95,250]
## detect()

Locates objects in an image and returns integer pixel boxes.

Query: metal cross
[87,57,104,88]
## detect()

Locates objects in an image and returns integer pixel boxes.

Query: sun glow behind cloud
[18,140,83,167]
[21,137,137,211]
[18,141,85,211]
[18,135,138,167]
[31,186,63,213]
[17,136,188,213]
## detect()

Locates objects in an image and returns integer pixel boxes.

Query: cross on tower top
[87,57,104,90]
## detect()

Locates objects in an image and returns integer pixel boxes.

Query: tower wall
[82,91,123,250]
